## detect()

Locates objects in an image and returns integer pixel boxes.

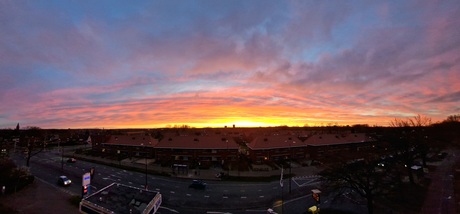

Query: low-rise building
[79,182,162,214]
[91,133,158,160]
[155,129,241,169]
[89,128,376,168]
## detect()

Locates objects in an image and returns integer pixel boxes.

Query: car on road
[67,158,76,163]
[215,172,228,179]
[57,175,72,186]
[189,180,206,189]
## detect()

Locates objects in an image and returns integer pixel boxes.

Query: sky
[1,0,459,129]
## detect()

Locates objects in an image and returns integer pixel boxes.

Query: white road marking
[159,206,179,213]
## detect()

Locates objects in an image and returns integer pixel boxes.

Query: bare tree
[444,114,460,123]
[389,114,431,127]
[387,114,432,183]
[22,127,45,167]
[320,157,399,214]
[409,114,432,127]
[389,118,410,127]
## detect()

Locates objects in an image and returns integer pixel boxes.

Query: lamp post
[226,140,229,176]
[288,140,295,194]
[61,146,64,171]
[59,140,63,171]
[280,167,284,214]
[142,143,148,189]
[117,150,121,166]
[145,156,148,189]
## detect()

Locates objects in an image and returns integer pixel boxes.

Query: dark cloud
[1,1,459,128]
[428,91,460,103]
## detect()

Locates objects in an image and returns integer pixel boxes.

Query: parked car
[215,172,228,179]
[57,175,72,186]
[189,180,206,189]
[67,158,77,163]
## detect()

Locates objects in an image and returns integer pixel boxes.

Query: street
[10,147,329,214]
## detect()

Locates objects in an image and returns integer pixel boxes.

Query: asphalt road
[10,147,340,214]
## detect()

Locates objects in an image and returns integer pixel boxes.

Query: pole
[289,141,292,194]
[280,167,284,214]
[58,141,62,170]
[237,154,240,177]
[226,140,229,176]
[281,177,284,214]
[61,146,64,171]
[288,140,296,194]
[145,147,148,189]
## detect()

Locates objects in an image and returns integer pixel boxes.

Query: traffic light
[82,185,88,195]
[90,167,95,179]
[312,193,320,203]
[311,189,321,204]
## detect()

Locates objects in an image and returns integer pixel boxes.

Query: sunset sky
[1,1,459,129]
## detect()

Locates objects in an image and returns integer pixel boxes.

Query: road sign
[82,172,91,198]
[82,172,91,186]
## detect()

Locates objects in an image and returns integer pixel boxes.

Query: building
[79,182,162,214]
[89,128,376,169]
[91,133,158,160]
[246,131,309,163]
[246,131,375,165]
[305,132,374,160]
[154,129,242,169]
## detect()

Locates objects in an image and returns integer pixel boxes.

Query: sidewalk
[0,178,80,214]
[421,149,459,214]
[71,153,321,181]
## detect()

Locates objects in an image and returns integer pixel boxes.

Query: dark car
[67,158,76,163]
[189,180,206,189]
[57,175,72,186]
[215,172,228,179]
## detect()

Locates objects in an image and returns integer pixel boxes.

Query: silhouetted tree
[444,114,460,123]
[320,156,399,214]
[22,126,45,167]
[432,114,460,148]
[383,129,418,184]
[387,114,432,183]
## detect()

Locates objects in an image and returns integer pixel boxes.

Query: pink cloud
[1,1,459,129]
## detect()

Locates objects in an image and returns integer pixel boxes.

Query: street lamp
[226,140,229,176]
[287,140,296,194]
[59,140,63,171]
[142,143,148,189]
[117,150,121,166]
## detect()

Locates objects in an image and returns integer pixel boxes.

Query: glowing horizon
[1,1,459,129]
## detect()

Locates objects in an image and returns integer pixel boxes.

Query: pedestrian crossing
[292,175,322,187]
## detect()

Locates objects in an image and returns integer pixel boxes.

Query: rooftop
[105,134,159,147]
[156,131,240,149]
[247,132,373,150]
[80,183,161,214]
